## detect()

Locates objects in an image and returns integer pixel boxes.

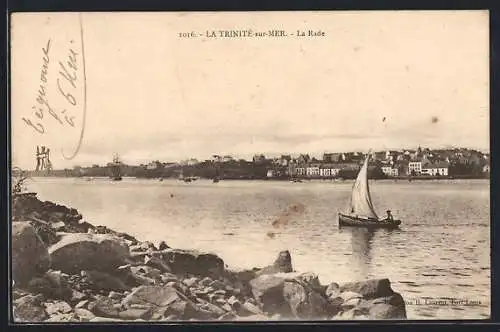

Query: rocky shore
[11,192,407,322]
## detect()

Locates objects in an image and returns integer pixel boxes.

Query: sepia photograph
[10,11,490,322]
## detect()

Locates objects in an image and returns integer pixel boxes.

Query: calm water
[26,177,490,320]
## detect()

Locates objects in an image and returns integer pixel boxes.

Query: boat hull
[338,213,401,229]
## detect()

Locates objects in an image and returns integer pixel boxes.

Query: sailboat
[110,154,123,181]
[338,153,401,229]
[213,164,220,183]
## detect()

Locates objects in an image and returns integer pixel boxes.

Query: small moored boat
[338,152,401,229]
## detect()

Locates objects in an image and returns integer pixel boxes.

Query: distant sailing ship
[213,164,220,183]
[338,152,401,229]
[110,154,123,181]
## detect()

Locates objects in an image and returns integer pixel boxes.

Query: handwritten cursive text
[22,38,79,134]
[57,43,78,126]
[22,39,53,134]
[21,15,87,162]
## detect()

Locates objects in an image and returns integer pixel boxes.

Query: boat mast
[111,153,122,178]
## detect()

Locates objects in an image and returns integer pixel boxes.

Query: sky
[11,11,489,170]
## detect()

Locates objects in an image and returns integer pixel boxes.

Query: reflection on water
[343,227,404,280]
[345,227,374,279]
[26,178,490,319]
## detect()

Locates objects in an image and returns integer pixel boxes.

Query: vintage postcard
[10,11,489,322]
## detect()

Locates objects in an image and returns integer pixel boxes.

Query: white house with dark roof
[408,161,422,175]
[306,164,321,177]
[319,164,341,177]
[421,161,449,176]
[295,166,306,176]
[381,165,399,177]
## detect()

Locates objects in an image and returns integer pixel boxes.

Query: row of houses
[291,163,358,177]
[264,147,490,178]
[266,160,452,178]
[407,161,449,176]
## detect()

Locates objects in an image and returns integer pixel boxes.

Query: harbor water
[25,177,490,319]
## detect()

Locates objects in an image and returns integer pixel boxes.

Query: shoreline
[12,192,408,322]
[23,175,491,182]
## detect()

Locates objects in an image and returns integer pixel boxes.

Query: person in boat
[385,210,394,222]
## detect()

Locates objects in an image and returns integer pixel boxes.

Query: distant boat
[110,154,123,181]
[178,169,186,182]
[179,169,197,183]
[338,153,401,229]
[213,166,221,183]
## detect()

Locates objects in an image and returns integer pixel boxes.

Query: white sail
[349,154,379,220]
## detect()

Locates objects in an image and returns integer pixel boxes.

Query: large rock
[223,268,258,298]
[122,285,181,307]
[249,274,291,316]
[273,250,293,273]
[12,222,51,284]
[283,273,332,319]
[160,249,224,277]
[256,250,293,276]
[48,233,130,274]
[358,293,407,319]
[13,294,48,322]
[339,278,394,299]
[331,282,407,320]
[250,272,334,319]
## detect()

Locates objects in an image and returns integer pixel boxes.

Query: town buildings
[263,147,488,179]
[64,147,488,180]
